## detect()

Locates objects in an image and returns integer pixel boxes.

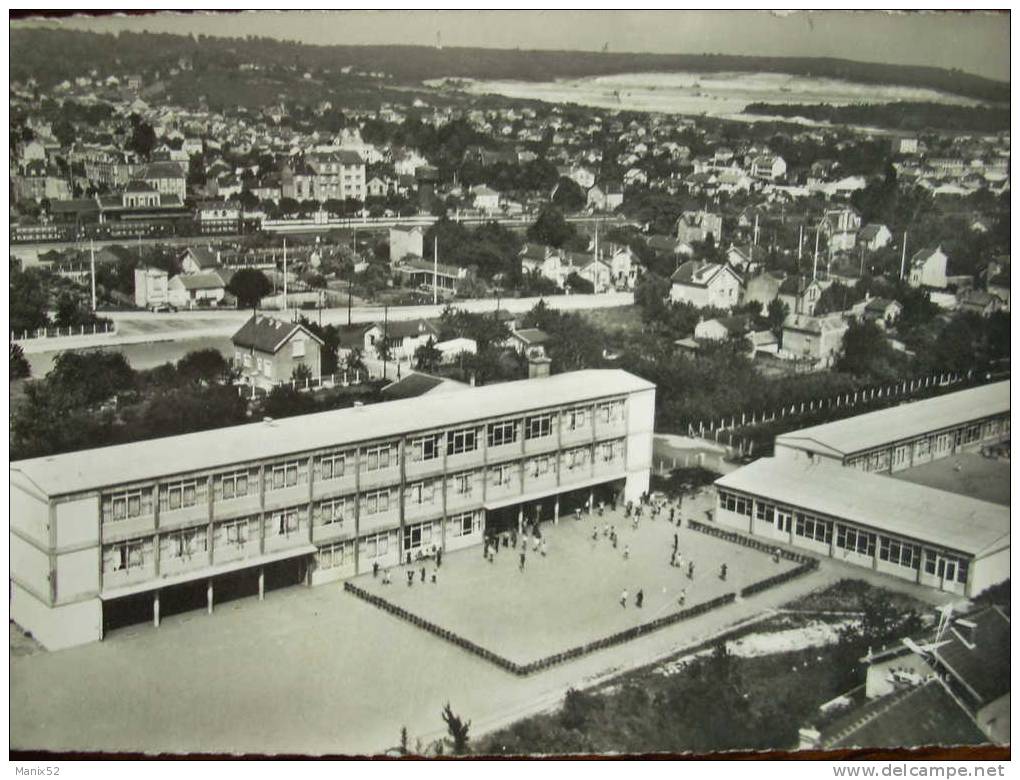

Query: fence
[676,370,993,460]
[344,579,739,677]
[239,370,366,399]
[11,321,116,342]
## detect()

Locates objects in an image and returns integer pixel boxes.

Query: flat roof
[11,369,654,498]
[775,382,1010,458]
[715,457,1009,557]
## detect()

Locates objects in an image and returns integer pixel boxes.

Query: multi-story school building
[714,383,1010,597]
[10,370,655,650]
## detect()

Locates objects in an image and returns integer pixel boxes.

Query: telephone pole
[899,232,908,280]
[90,239,97,312]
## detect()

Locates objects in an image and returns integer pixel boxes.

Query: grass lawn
[350,501,795,665]
[574,304,645,336]
[889,452,1010,506]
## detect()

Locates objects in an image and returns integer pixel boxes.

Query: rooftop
[775,381,1009,457]
[11,369,654,497]
[935,606,1010,705]
[231,314,324,354]
[715,457,1009,556]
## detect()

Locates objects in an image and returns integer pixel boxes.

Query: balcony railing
[212,539,263,566]
[523,434,559,456]
[263,483,310,512]
[265,525,310,554]
[102,563,156,590]
[559,424,594,448]
[101,514,157,543]
[311,472,357,500]
[156,503,209,533]
[159,549,211,577]
[404,457,446,481]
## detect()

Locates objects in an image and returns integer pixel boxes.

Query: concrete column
[554,495,560,525]
[153,590,161,628]
[206,579,214,615]
[517,506,523,536]
[258,567,265,601]
[588,490,594,514]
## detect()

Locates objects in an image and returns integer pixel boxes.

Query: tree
[263,384,317,419]
[835,321,900,381]
[10,268,52,335]
[551,177,586,212]
[126,113,157,160]
[441,703,471,755]
[526,207,583,250]
[565,271,594,295]
[46,350,135,409]
[176,349,232,385]
[227,268,272,313]
[765,298,789,338]
[413,337,442,374]
[291,362,313,383]
[10,343,31,380]
[633,272,671,321]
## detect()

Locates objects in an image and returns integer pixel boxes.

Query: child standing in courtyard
[620,588,628,608]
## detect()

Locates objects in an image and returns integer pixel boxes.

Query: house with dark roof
[167,268,233,309]
[181,246,222,275]
[231,314,324,387]
[908,245,949,290]
[857,223,893,251]
[778,274,824,316]
[862,297,902,329]
[668,260,742,310]
[505,327,550,358]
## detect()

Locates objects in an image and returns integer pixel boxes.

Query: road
[19,292,635,375]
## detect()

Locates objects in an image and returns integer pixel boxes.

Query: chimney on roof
[527,350,551,379]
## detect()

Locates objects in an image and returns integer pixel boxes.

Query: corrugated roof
[715,457,1009,556]
[11,369,654,497]
[775,382,1010,457]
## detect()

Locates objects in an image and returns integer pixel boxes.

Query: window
[755,502,775,524]
[449,512,476,537]
[364,444,393,472]
[163,528,207,560]
[567,407,588,430]
[160,479,205,512]
[407,481,436,506]
[446,427,477,455]
[487,420,518,448]
[363,489,391,516]
[963,424,981,444]
[915,437,931,458]
[292,339,306,358]
[956,558,969,584]
[526,414,552,440]
[360,532,389,559]
[491,464,515,486]
[273,508,301,536]
[450,471,474,496]
[924,549,938,575]
[879,537,918,569]
[836,525,875,556]
[601,441,623,463]
[318,452,346,480]
[317,542,346,569]
[403,522,433,551]
[529,456,551,477]
[270,461,302,491]
[598,400,624,424]
[719,491,751,517]
[567,447,590,471]
[317,497,350,526]
[102,489,153,523]
[221,517,258,547]
[412,434,443,462]
[216,469,253,501]
[795,513,831,544]
[104,539,150,572]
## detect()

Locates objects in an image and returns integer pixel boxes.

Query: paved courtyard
[351,503,795,664]
[11,489,954,756]
[889,452,1010,506]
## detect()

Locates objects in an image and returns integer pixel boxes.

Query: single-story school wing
[714,457,1009,598]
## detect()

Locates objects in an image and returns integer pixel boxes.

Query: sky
[11,9,1011,83]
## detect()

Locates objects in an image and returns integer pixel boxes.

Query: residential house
[862,298,903,329]
[858,223,893,252]
[434,337,478,364]
[393,258,470,296]
[646,234,694,262]
[669,260,743,310]
[471,184,500,213]
[139,161,187,201]
[358,319,441,363]
[167,269,231,309]
[694,315,753,342]
[586,182,624,212]
[520,243,569,288]
[389,225,424,263]
[908,245,949,289]
[781,313,849,368]
[506,328,550,357]
[957,290,1005,317]
[778,275,824,316]
[819,206,862,253]
[986,273,1009,311]
[750,154,787,180]
[572,256,613,293]
[180,246,222,275]
[724,244,759,275]
[231,314,324,388]
[133,266,169,309]
[675,210,723,244]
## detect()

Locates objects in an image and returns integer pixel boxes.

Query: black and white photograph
[7,8,1011,765]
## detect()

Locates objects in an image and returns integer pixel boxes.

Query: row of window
[847,416,1009,472]
[719,490,752,517]
[101,405,629,523]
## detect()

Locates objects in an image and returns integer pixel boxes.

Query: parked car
[149,303,178,313]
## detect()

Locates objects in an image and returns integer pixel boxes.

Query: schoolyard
[350,500,795,664]
[889,451,1010,506]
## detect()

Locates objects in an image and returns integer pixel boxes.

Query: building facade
[10,370,655,649]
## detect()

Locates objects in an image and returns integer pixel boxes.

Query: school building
[714,383,1011,597]
[10,369,655,650]
[773,381,1010,473]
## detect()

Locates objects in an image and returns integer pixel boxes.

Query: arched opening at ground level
[483,479,625,539]
[101,556,310,637]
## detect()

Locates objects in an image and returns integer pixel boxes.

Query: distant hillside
[10,27,1010,103]
[743,102,1011,134]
